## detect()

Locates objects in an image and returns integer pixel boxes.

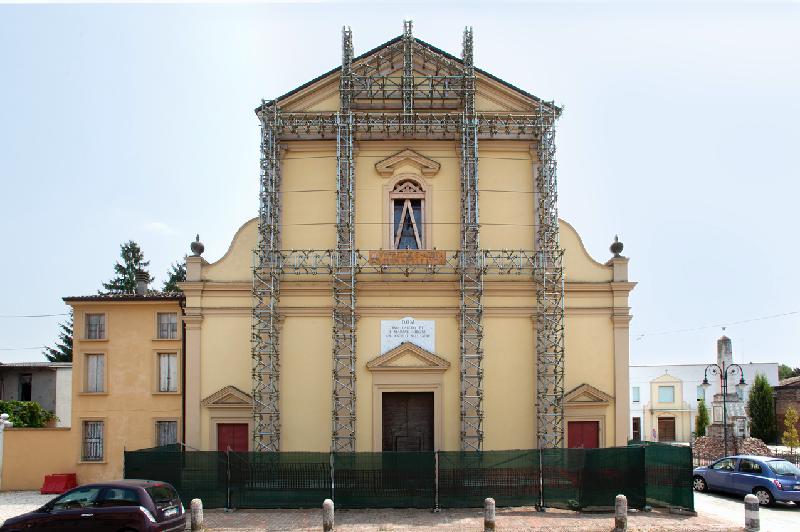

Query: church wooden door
[567,421,600,449]
[217,423,249,452]
[657,417,676,442]
[381,392,434,452]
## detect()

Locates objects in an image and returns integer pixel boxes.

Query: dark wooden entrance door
[567,421,600,448]
[217,423,248,452]
[657,417,676,442]
[382,392,434,451]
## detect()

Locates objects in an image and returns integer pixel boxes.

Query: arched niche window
[390,179,425,249]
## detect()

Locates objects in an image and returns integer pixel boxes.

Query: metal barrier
[124,445,693,511]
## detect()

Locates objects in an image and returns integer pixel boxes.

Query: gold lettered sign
[368,250,447,266]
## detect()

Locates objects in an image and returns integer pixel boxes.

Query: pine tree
[747,373,776,442]
[101,240,152,294]
[162,257,187,293]
[695,399,710,437]
[42,310,73,362]
[783,406,799,453]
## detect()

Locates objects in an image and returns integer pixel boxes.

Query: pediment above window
[564,383,613,406]
[375,149,441,178]
[201,385,253,408]
[367,342,450,372]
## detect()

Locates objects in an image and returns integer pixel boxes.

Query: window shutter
[169,354,177,391]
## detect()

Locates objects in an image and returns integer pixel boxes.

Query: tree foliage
[695,399,710,437]
[783,406,799,452]
[162,257,187,293]
[101,240,152,294]
[779,364,800,380]
[747,373,776,442]
[42,309,73,362]
[0,400,57,427]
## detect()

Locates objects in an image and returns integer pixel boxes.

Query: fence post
[484,497,496,531]
[329,452,335,503]
[323,498,335,531]
[537,449,545,511]
[434,449,440,512]
[190,498,204,530]
[225,447,231,511]
[614,494,627,532]
[744,494,759,531]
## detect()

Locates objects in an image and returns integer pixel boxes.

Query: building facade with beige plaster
[179,26,636,454]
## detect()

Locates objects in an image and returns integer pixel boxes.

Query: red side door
[567,421,600,449]
[217,423,249,452]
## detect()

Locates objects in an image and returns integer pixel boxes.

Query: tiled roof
[777,375,800,388]
[0,362,71,368]
[63,291,183,302]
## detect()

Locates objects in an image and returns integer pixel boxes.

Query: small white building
[630,337,778,443]
[0,362,72,428]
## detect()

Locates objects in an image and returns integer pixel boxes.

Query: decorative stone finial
[610,235,624,257]
[190,234,204,257]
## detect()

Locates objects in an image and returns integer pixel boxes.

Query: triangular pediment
[564,383,614,405]
[367,342,450,372]
[375,149,440,177]
[269,34,554,114]
[201,385,253,408]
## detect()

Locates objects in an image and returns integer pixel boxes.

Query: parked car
[0,479,186,532]
[692,455,800,507]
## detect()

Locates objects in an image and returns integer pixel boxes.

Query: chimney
[135,270,149,296]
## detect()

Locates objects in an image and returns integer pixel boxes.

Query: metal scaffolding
[252,103,282,452]
[534,103,566,449]
[458,26,483,451]
[331,27,358,452]
[252,21,566,452]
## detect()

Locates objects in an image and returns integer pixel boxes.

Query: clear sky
[1,1,798,367]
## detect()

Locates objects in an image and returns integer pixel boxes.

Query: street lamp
[702,362,746,457]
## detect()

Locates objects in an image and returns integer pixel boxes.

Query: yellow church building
[180,22,635,455]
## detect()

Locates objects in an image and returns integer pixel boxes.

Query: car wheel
[692,476,708,492]
[753,488,774,507]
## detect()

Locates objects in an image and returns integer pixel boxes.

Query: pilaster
[183,313,203,449]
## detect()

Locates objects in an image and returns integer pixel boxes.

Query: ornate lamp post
[702,362,746,457]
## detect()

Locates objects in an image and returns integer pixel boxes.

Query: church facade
[180,23,635,454]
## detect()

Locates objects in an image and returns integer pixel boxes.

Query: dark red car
[0,480,186,532]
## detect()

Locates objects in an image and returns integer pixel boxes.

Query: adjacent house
[0,289,183,490]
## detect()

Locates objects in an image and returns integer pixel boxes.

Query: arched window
[390,179,425,249]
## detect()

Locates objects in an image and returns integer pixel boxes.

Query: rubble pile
[693,435,772,460]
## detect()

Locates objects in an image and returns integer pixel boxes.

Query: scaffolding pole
[331,26,358,452]
[534,102,566,449]
[252,103,282,452]
[458,26,484,452]
[402,20,414,127]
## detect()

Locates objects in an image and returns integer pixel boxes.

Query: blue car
[693,455,800,507]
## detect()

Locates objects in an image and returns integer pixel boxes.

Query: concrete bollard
[744,494,759,531]
[484,497,496,532]
[323,498,335,531]
[190,498,204,530]
[614,494,627,532]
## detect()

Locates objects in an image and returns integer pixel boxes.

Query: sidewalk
[203,506,740,531]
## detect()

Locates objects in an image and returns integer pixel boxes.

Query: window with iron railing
[82,420,104,461]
